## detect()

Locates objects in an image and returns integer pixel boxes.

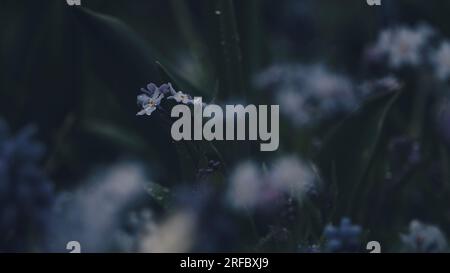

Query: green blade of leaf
[207,0,245,100]
[317,91,401,219]
[156,61,208,99]
[72,7,159,98]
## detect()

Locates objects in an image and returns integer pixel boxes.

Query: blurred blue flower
[324,218,362,253]
[388,136,421,172]
[0,121,54,252]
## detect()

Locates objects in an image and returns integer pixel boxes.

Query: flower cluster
[0,121,54,252]
[227,156,318,209]
[254,64,358,127]
[136,82,195,116]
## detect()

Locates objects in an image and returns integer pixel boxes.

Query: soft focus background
[2,0,450,253]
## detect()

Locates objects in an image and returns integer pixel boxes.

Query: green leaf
[236,0,266,86]
[317,91,401,219]
[207,0,245,100]
[169,0,214,92]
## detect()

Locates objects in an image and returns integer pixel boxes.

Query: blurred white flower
[305,65,355,112]
[400,220,448,253]
[269,156,316,197]
[228,156,318,209]
[276,89,310,125]
[228,162,263,208]
[257,64,356,127]
[138,211,196,253]
[371,24,434,68]
[432,41,450,80]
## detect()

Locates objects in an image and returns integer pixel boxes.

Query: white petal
[145,107,156,115]
[151,90,161,100]
[137,109,147,116]
[137,94,150,105]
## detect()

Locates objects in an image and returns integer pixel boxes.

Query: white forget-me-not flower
[136,82,197,116]
[168,90,195,104]
[136,85,165,116]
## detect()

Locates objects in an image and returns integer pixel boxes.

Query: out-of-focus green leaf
[169,0,214,92]
[317,91,401,219]
[83,119,150,152]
